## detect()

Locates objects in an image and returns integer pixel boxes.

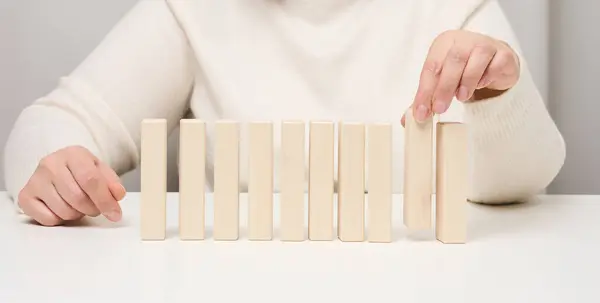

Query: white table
[1,192,599,303]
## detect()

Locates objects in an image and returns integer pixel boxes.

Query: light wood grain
[403,109,433,230]
[213,121,240,240]
[435,122,468,244]
[308,121,335,241]
[367,123,393,243]
[337,122,365,242]
[179,119,206,240]
[248,122,274,240]
[140,119,167,240]
[280,121,306,241]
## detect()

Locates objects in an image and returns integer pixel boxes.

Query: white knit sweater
[3,0,565,206]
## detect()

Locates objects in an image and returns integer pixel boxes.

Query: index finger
[67,157,122,222]
[413,33,454,122]
[98,161,127,201]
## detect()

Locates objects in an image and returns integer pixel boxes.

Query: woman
[4,0,565,226]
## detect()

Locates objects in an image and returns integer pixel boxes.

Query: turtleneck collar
[275,0,365,23]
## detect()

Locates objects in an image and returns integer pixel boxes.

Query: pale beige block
[213,121,240,241]
[336,122,342,237]
[403,109,434,230]
[367,123,393,243]
[435,122,468,244]
[140,119,167,241]
[337,122,365,242]
[248,122,274,240]
[308,121,335,241]
[179,119,206,240]
[280,121,305,241]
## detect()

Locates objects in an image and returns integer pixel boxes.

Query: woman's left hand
[403,30,521,124]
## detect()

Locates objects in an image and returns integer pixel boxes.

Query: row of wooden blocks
[140,111,467,244]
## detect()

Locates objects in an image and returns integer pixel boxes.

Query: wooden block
[367,123,393,243]
[140,119,167,240]
[336,123,342,237]
[248,122,274,240]
[337,122,365,242]
[280,121,306,241]
[403,109,434,230]
[179,119,205,240]
[435,122,468,244]
[308,121,335,241]
[213,121,240,241]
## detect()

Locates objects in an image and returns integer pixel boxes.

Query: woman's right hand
[17,146,126,226]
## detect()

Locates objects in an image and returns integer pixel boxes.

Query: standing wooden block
[248,122,274,240]
[280,121,305,241]
[213,121,240,241]
[367,123,393,243]
[308,121,335,241]
[179,119,206,240]
[435,122,468,244]
[140,119,167,240]
[403,109,434,230]
[337,122,366,242]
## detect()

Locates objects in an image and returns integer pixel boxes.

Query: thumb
[98,162,126,201]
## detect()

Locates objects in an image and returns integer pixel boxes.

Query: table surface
[1,192,599,303]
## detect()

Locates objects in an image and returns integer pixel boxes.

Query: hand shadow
[22,215,129,229]
[466,196,543,241]
[390,197,543,243]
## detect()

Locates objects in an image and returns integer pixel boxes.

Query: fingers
[413,34,454,122]
[67,156,122,222]
[412,31,521,121]
[35,179,84,221]
[457,44,496,101]
[98,162,126,201]
[432,44,470,114]
[18,189,62,227]
[480,46,520,91]
[53,166,101,217]
[18,146,125,226]
[32,159,85,221]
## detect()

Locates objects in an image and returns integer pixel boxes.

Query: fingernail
[457,86,469,101]
[105,209,122,221]
[415,104,429,122]
[433,101,447,114]
[477,78,485,88]
[118,184,127,199]
[477,77,490,89]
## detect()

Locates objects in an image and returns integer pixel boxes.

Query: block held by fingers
[403,108,434,230]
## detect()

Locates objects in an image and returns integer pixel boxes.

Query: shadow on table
[465,196,544,241]
[21,216,130,229]
[390,196,544,243]
[164,226,216,240]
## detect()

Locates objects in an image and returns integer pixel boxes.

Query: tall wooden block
[435,122,468,244]
[140,119,167,240]
[308,121,335,241]
[248,122,274,240]
[213,121,240,241]
[403,109,433,230]
[337,122,365,242]
[280,121,305,241]
[367,123,393,243]
[179,119,206,240]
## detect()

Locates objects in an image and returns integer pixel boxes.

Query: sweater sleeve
[458,0,566,203]
[3,1,195,207]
